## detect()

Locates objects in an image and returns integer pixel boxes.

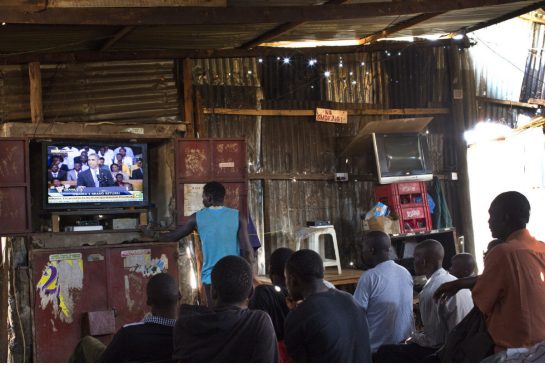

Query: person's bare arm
[238,214,254,266]
[155,214,197,242]
[433,275,479,302]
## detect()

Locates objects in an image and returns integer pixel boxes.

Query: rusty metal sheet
[213,140,246,179]
[0,187,29,234]
[0,138,30,234]
[31,242,179,363]
[176,140,212,182]
[176,138,247,224]
[224,182,248,218]
[0,139,27,184]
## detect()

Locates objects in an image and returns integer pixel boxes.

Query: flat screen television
[43,142,149,209]
[372,132,433,184]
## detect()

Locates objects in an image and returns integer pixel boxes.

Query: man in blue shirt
[155,181,253,305]
[353,231,414,353]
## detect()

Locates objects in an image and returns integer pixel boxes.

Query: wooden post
[447,46,475,257]
[28,62,43,124]
[182,58,194,137]
[51,214,60,233]
[194,89,206,138]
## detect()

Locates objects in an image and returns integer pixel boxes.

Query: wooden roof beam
[0,39,462,65]
[0,0,535,26]
[358,12,444,45]
[99,26,136,52]
[239,0,348,50]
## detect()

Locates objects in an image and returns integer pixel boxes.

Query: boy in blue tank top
[155,181,253,304]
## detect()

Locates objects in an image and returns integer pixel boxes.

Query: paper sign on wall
[315,108,348,124]
[184,184,205,216]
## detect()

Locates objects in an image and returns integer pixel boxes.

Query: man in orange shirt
[472,191,545,351]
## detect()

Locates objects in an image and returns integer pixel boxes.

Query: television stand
[50,208,148,233]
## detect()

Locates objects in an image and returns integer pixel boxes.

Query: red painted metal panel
[0,138,31,234]
[176,140,211,181]
[175,139,247,224]
[107,243,179,331]
[0,187,29,233]
[224,182,248,219]
[212,140,246,179]
[32,242,179,363]
[0,139,27,184]
[32,247,109,363]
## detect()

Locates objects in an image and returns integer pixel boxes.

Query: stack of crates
[374,182,432,234]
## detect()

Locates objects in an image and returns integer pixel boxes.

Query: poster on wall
[183,183,205,216]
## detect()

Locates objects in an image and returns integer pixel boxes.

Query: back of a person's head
[416,239,444,261]
[450,253,477,278]
[147,273,179,309]
[211,255,252,304]
[491,191,531,227]
[286,249,324,282]
[203,181,226,203]
[269,247,294,278]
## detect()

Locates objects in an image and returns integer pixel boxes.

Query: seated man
[449,253,477,279]
[249,247,293,362]
[375,240,473,362]
[353,231,413,353]
[70,273,179,362]
[472,191,545,351]
[173,255,277,362]
[284,249,371,362]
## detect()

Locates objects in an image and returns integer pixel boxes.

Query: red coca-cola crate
[374,182,432,233]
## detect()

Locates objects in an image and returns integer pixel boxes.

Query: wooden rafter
[46,0,226,7]
[99,26,136,52]
[358,12,444,45]
[239,0,348,50]
[0,0,535,26]
[0,39,459,65]
[202,107,450,116]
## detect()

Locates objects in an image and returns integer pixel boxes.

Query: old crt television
[43,142,148,209]
[372,132,432,184]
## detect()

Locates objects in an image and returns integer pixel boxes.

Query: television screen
[383,135,425,171]
[372,133,432,184]
[44,142,148,208]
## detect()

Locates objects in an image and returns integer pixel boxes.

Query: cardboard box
[362,216,401,235]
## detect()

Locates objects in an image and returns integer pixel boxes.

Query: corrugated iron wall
[193,47,464,268]
[521,21,545,102]
[0,60,181,124]
[470,17,535,126]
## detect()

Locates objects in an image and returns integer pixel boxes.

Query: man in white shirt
[375,239,473,362]
[353,231,413,353]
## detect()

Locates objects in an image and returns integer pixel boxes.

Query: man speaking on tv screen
[77,153,115,188]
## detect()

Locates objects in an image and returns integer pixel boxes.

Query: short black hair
[286,249,324,282]
[492,191,531,226]
[110,163,119,171]
[211,255,252,304]
[269,247,294,278]
[203,181,226,203]
[146,273,179,308]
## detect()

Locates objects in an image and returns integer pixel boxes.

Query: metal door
[32,242,179,362]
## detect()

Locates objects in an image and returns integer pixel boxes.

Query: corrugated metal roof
[396,1,538,37]
[0,1,542,55]
[0,60,181,123]
[110,24,279,50]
